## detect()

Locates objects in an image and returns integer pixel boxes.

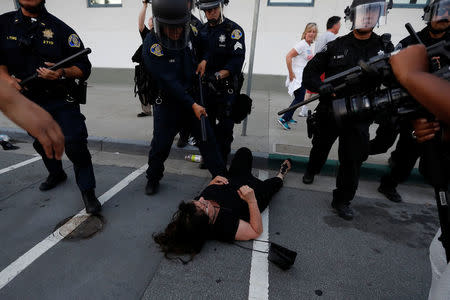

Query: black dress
[197,147,283,242]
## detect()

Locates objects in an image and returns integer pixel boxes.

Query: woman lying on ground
[153,147,292,259]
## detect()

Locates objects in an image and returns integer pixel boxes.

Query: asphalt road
[0,147,439,300]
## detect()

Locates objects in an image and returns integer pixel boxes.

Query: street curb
[1,126,423,183]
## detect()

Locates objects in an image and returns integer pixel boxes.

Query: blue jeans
[282,86,306,122]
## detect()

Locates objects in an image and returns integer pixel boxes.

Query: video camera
[329,40,449,126]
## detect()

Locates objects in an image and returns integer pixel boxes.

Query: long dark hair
[153,201,210,261]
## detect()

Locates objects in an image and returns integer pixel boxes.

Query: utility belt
[204,72,244,96]
[23,79,87,104]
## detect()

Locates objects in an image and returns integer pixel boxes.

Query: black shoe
[1,141,19,150]
[145,180,159,195]
[82,189,102,214]
[302,171,314,184]
[331,201,354,220]
[39,171,67,191]
[378,184,402,203]
[177,136,188,148]
[137,112,151,117]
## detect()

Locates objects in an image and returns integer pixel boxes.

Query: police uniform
[378,27,450,193]
[199,18,245,163]
[302,31,393,205]
[0,8,96,193]
[142,30,227,185]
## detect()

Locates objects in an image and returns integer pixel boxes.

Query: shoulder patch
[68,34,81,48]
[231,29,242,40]
[190,24,198,36]
[150,43,164,57]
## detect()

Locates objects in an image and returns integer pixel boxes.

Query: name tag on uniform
[7,36,17,41]
[169,59,176,63]
[333,55,344,59]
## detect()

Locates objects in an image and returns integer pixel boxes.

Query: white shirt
[315,31,337,54]
[285,39,314,96]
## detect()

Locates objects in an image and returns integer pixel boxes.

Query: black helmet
[344,0,390,30]
[152,0,191,50]
[196,0,224,10]
[423,0,450,22]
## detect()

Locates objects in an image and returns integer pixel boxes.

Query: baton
[198,74,207,142]
[19,48,92,88]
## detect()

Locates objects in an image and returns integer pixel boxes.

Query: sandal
[278,159,292,177]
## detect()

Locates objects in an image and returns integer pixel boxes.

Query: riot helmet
[423,0,450,23]
[196,0,228,25]
[152,0,191,50]
[344,0,391,30]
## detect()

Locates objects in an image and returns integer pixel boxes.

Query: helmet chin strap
[20,0,46,15]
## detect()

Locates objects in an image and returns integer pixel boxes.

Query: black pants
[228,147,283,212]
[205,89,236,164]
[147,101,227,183]
[380,125,421,189]
[32,101,95,192]
[306,107,369,204]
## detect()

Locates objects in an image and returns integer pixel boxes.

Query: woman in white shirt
[278,23,318,130]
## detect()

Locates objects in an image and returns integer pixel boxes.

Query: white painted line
[0,157,41,175]
[248,170,270,300]
[0,164,148,290]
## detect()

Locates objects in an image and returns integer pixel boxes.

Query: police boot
[39,171,67,191]
[82,189,102,214]
[302,171,314,184]
[378,182,402,203]
[331,200,354,221]
[145,180,160,195]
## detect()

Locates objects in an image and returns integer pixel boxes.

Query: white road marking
[0,164,148,290]
[0,157,41,175]
[248,170,270,300]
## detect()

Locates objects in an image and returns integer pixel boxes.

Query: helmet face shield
[424,0,450,22]
[154,18,190,50]
[350,1,388,30]
[196,0,224,25]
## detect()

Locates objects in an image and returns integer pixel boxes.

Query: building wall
[1,0,426,75]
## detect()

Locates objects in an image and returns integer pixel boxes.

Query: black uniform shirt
[142,31,197,109]
[398,26,450,48]
[302,31,392,98]
[199,18,245,76]
[0,8,91,99]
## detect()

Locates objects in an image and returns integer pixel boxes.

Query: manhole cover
[54,214,105,240]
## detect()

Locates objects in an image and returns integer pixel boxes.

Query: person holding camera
[373,0,449,203]
[301,0,394,220]
[195,0,245,166]
[142,0,227,195]
[0,0,101,214]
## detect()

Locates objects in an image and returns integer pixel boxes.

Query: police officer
[142,0,227,195]
[0,0,101,214]
[376,0,449,203]
[195,0,245,165]
[302,0,394,220]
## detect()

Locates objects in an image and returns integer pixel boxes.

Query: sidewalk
[0,82,419,180]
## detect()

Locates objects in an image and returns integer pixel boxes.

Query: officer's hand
[8,76,22,91]
[217,70,230,79]
[289,72,296,82]
[390,44,428,87]
[192,103,207,120]
[412,118,440,143]
[36,62,63,80]
[196,60,207,77]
